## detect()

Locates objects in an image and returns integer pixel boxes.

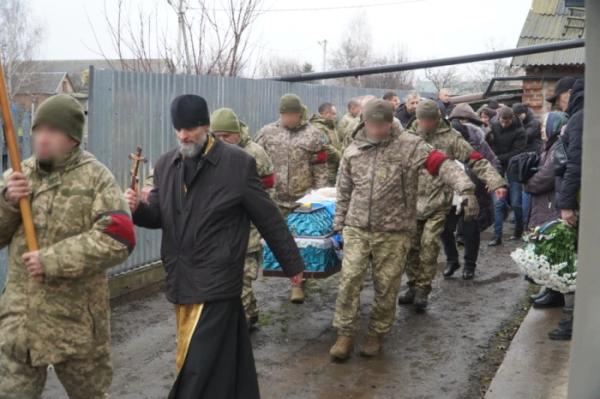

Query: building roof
[512,0,585,68]
[17,59,172,92]
[12,72,72,95]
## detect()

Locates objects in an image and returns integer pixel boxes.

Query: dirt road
[43,230,527,399]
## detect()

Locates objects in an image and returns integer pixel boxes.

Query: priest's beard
[178,135,207,158]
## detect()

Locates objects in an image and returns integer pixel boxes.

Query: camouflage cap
[279,93,303,113]
[362,99,393,123]
[416,99,441,120]
[33,94,85,144]
[210,107,241,134]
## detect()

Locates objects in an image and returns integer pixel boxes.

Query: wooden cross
[128,146,147,191]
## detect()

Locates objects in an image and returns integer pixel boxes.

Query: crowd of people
[0,76,584,397]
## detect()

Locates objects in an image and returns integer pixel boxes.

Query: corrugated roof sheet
[512,1,585,67]
[532,0,565,15]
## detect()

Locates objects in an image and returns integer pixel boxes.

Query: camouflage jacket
[0,148,134,366]
[335,124,474,232]
[342,116,362,149]
[408,119,506,219]
[239,122,275,253]
[343,117,403,149]
[256,118,329,209]
[337,112,359,145]
[309,114,342,185]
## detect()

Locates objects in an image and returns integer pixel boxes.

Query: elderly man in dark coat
[125,94,304,399]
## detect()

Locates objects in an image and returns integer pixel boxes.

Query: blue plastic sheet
[263,203,341,272]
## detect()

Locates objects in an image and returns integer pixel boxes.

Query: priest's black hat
[170,94,210,130]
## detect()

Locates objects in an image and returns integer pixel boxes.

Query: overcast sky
[29,0,531,78]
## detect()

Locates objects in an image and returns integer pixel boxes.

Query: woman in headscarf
[523,111,568,308]
[524,111,568,229]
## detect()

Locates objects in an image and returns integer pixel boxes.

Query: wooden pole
[128,146,147,191]
[0,59,39,257]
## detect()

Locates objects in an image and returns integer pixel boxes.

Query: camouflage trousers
[333,226,412,337]
[242,251,262,320]
[0,350,112,399]
[405,211,447,292]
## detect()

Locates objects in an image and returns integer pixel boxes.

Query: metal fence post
[567,3,600,398]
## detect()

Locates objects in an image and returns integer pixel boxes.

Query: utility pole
[171,0,191,73]
[318,39,327,85]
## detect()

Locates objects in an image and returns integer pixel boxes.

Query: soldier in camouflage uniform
[309,102,341,185]
[210,108,275,329]
[256,93,329,304]
[398,100,507,312]
[337,98,361,145]
[330,100,477,361]
[0,94,135,398]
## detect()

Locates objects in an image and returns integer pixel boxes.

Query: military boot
[329,335,354,361]
[290,285,305,304]
[413,288,430,313]
[360,334,383,357]
[397,286,416,305]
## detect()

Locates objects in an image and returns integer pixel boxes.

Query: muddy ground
[42,229,528,399]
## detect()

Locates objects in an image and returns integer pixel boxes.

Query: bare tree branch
[330,13,414,89]
[424,67,460,92]
[0,0,43,97]
[90,0,263,77]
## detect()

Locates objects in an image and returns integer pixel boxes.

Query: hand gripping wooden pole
[129,146,147,192]
[0,59,39,256]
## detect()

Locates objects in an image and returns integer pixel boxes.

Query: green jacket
[309,114,341,185]
[0,148,133,366]
[239,122,275,253]
[338,112,359,146]
[335,124,475,232]
[408,119,506,219]
[255,110,329,209]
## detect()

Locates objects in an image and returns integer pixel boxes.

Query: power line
[191,0,429,13]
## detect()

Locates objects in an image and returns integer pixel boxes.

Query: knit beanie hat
[279,93,303,113]
[362,100,394,123]
[416,99,441,120]
[33,94,85,144]
[210,108,241,134]
[512,103,528,115]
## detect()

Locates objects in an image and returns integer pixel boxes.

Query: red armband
[261,173,276,189]
[102,211,136,253]
[311,150,328,165]
[469,151,484,162]
[424,150,448,176]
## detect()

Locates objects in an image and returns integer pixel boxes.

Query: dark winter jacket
[556,79,584,210]
[451,120,500,231]
[133,137,304,304]
[522,109,542,153]
[489,117,527,174]
[395,103,415,128]
[524,139,560,229]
